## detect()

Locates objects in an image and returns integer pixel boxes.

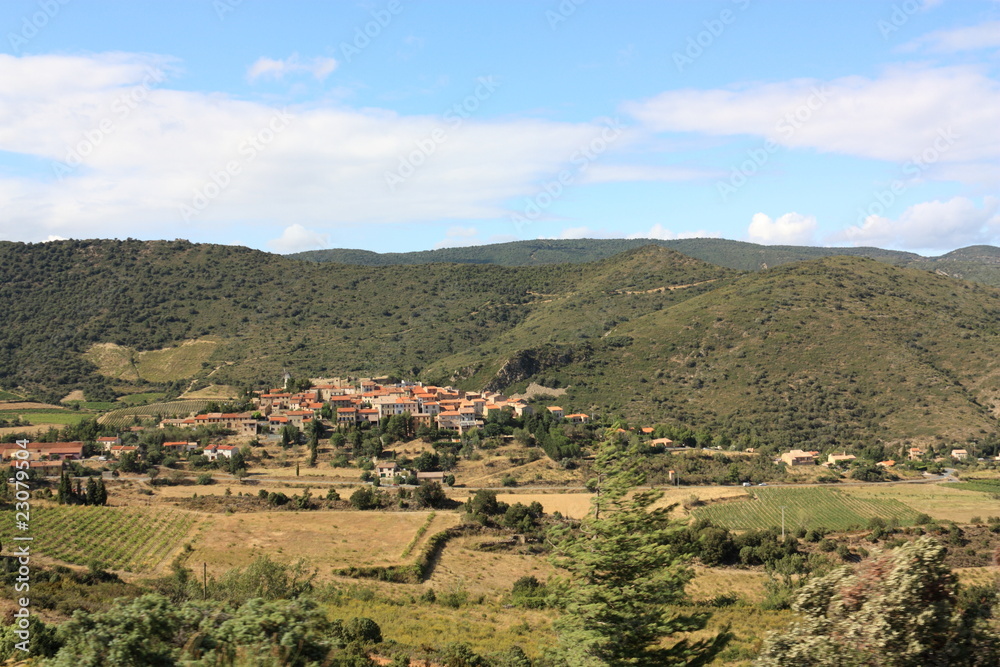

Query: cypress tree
[85,477,98,506]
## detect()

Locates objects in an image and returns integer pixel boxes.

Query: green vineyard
[692,487,922,532]
[944,479,1000,495]
[98,400,214,427]
[0,505,202,573]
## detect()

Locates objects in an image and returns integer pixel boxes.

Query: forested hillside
[3,239,1000,450]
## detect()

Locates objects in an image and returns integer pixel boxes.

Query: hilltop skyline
[1,0,998,255]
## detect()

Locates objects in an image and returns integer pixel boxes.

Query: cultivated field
[841,483,1000,523]
[188,510,460,577]
[98,399,214,427]
[0,504,201,573]
[692,486,922,531]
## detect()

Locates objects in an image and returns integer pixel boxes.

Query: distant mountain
[291,238,1000,286]
[4,239,1000,451]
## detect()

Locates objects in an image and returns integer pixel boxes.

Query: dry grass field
[455,448,582,487]
[425,533,561,596]
[181,384,239,399]
[687,565,769,603]
[325,596,559,660]
[493,492,594,518]
[84,338,220,382]
[187,510,460,577]
[840,482,1000,523]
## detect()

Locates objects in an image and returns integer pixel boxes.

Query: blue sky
[1,0,998,255]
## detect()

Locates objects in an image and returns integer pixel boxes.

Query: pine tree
[549,441,726,666]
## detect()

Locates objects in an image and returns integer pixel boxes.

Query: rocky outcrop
[483,344,591,393]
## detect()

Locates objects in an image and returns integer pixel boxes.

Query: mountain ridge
[2,239,1000,451]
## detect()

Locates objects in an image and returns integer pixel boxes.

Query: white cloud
[581,164,720,184]
[626,224,720,240]
[267,224,330,253]
[836,197,1000,251]
[434,226,480,249]
[247,54,338,82]
[903,20,1000,52]
[0,52,631,243]
[747,212,818,245]
[624,65,1000,186]
[554,226,604,239]
[44,235,68,242]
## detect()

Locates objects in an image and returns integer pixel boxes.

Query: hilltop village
[164,379,589,437]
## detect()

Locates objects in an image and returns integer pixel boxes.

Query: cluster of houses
[780,446,990,468]
[159,379,591,438]
[0,436,238,476]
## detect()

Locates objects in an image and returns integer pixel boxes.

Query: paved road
[108,466,960,493]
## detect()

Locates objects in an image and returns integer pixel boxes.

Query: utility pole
[779,506,788,541]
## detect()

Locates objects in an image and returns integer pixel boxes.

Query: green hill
[292,238,1000,287]
[0,239,730,403]
[291,237,923,270]
[431,256,1000,451]
[4,239,1000,452]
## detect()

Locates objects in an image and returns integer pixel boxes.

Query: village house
[565,413,590,424]
[416,471,445,483]
[951,448,969,461]
[204,444,237,461]
[163,441,199,453]
[437,410,478,434]
[546,406,565,420]
[0,441,85,461]
[282,410,315,429]
[375,460,399,479]
[96,436,121,451]
[781,449,818,466]
[193,412,258,436]
[908,447,925,461]
[336,408,359,426]
[651,437,675,447]
[827,452,857,466]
